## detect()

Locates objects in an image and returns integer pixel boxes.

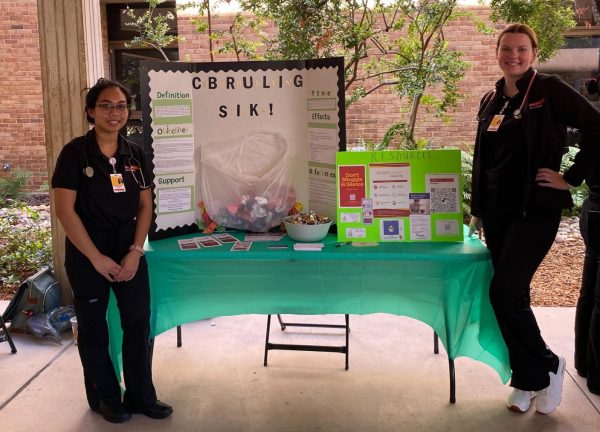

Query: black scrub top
[479,92,528,215]
[51,129,152,232]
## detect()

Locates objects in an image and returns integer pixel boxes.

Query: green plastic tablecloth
[107,228,510,384]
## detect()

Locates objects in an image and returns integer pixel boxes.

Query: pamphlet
[231,241,252,251]
[212,233,239,243]
[178,238,200,250]
[195,236,222,247]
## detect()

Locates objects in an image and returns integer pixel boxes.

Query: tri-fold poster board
[140,57,462,243]
[140,57,346,240]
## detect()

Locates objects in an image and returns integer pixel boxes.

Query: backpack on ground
[1,267,61,331]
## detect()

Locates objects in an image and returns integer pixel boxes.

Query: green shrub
[0,169,30,207]
[460,148,473,218]
[561,146,588,217]
[0,206,52,285]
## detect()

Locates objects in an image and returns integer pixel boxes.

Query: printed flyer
[336,150,463,242]
[140,58,346,240]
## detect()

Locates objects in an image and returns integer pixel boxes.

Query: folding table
[107,229,511,403]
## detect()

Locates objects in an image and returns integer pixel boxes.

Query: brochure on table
[336,150,463,242]
[140,58,346,240]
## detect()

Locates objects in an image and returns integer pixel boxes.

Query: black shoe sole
[91,407,132,423]
[129,408,173,419]
[123,401,173,419]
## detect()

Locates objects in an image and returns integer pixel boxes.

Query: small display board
[336,149,463,242]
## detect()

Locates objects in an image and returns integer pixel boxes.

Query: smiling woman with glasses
[50,78,172,424]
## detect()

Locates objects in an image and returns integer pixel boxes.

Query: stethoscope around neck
[477,70,538,122]
[82,132,148,188]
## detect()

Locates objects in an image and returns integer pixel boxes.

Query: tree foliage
[488,0,576,62]
[363,1,469,149]
[236,0,470,149]
[124,0,181,61]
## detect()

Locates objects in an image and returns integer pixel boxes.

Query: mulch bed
[530,237,584,307]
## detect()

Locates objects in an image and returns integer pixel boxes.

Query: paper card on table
[178,238,200,250]
[212,233,239,243]
[293,243,324,251]
[231,241,252,251]
[195,236,222,247]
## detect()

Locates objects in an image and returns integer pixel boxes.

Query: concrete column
[37,0,104,301]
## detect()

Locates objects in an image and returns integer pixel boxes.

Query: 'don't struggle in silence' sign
[336,149,463,243]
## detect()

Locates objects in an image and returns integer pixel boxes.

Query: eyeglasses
[95,103,129,113]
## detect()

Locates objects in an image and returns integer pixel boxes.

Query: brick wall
[0,0,45,190]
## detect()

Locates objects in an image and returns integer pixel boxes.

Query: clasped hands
[93,252,140,282]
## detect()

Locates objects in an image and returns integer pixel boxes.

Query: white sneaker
[536,356,566,414]
[507,388,537,412]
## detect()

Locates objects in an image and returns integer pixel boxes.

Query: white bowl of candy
[282,212,332,242]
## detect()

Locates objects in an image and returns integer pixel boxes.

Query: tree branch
[363,80,400,97]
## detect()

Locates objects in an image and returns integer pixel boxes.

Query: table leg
[0,316,16,354]
[449,358,456,403]
[434,330,456,403]
[264,314,272,366]
[344,314,349,370]
[276,314,286,331]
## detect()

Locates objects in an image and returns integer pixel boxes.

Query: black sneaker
[125,400,173,419]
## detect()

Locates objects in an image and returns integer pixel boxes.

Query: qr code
[430,187,457,213]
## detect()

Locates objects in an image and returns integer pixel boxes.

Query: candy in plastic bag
[200,130,296,232]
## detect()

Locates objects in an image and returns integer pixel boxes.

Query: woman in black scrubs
[470,24,600,414]
[574,76,600,395]
[52,78,172,423]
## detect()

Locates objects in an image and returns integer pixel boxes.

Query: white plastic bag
[25,313,62,344]
[200,131,296,232]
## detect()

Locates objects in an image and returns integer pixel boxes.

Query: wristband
[129,244,145,256]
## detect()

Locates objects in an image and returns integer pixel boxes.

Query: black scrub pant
[481,205,561,391]
[65,227,157,410]
[574,198,600,394]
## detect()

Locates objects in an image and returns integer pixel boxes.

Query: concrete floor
[0,303,599,431]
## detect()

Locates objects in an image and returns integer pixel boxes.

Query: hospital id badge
[487,114,504,132]
[110,173,126,193]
